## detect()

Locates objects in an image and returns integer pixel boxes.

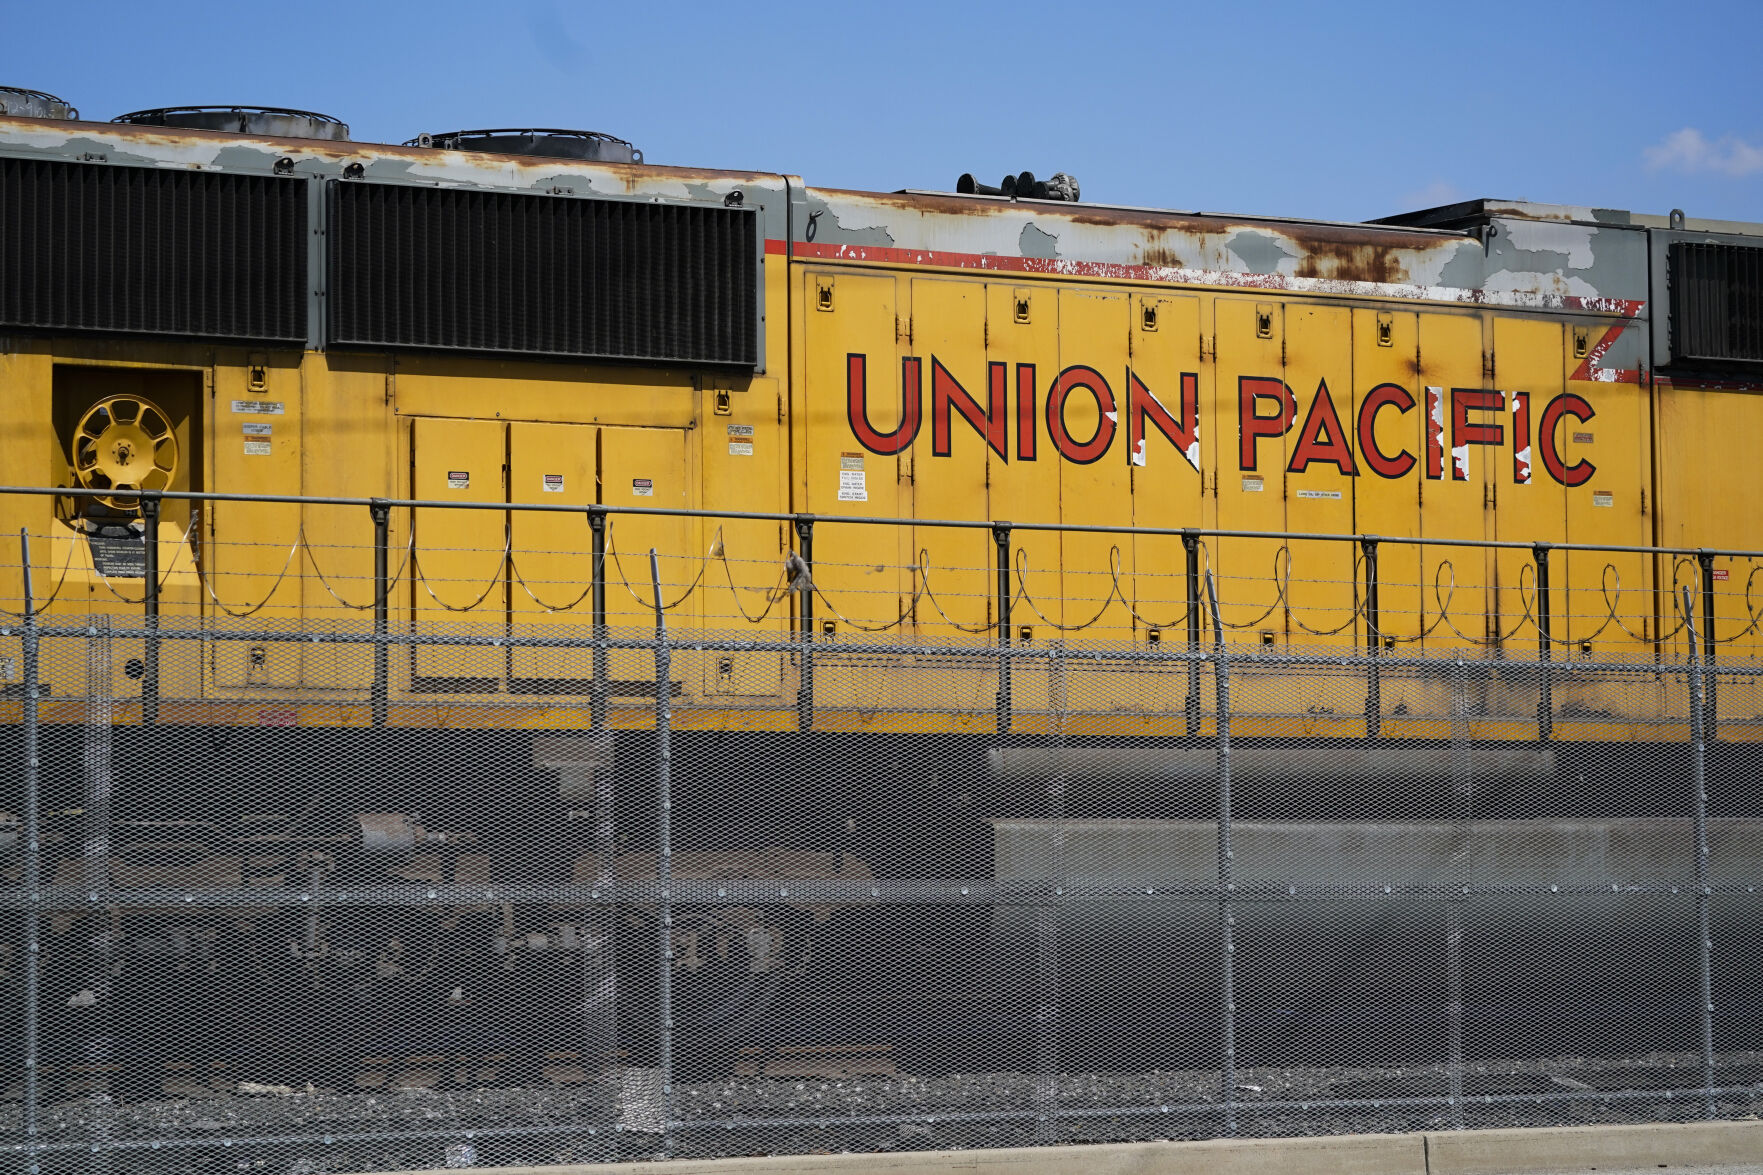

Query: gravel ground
[3,1051,1761,1173]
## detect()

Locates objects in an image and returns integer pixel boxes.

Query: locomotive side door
[1416,311,1495,661]
[1126,294,1204,622]
[597,426,692,695]
[508,421,600,688]
[1352,306,1421,655]
[1489,317,1566,675]
[1208,298,1287,644]
[1057,287,1134,646]
[410,416,507,691]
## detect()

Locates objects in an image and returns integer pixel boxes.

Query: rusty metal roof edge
[894,189,1473,239]
[0,114,788,187]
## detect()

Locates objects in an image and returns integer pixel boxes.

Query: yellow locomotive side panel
[791,247,1696,736]
[299,359,396,695]
[208,357,303,689]
[988,283,1064,723]
[508,420,599,683]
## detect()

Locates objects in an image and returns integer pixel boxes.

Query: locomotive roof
[2,111,1757,322]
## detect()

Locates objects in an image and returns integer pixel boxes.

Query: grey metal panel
[1648,226,1763,369]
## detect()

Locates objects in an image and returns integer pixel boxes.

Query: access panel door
[1352,308,1421,649]
[509,421,599,686]
[1057,287,1134,644]
[911,278,994,636]
[1282,302,1358,650]
[1127,292,1205,632]
[1489,317,1567,659]
[600,426,691,691]
[803,270,915,632]
[1416,312,1492,655]
[411,416,506,689]
[1210,298,1287,641]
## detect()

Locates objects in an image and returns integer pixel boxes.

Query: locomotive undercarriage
[5,725,1762,1104]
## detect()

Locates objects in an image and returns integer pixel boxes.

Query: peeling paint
[1501,220,1597,269]
[1223,231,1300,276]
[1018,222,1059,260]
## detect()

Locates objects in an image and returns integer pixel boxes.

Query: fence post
[84,613,115,1173]
[1362,536,1381,738]
[649,548,675,1156]
[1698,550,1717,738]
[994,522,1012,736]
[19,529,42,1165]
[369,499,390,728]
[1203,570,1236,1137]
[1183,530,1201,736]
[140,492,161,725]
[1534,543,1552,741]
[1446,656,1471,1131]
[588,507,608,729]
[1033,639,1064,1143]
[1682,585,1717,1118]
[793,515,814,732]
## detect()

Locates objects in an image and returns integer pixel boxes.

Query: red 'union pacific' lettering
[843,353,1596,488]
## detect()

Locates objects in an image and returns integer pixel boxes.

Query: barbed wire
[509,547,596,614]
[411,531,510,613]
[195,528,302,619]
[0,525,82,617]
[606,518,705,611]
[89,515,201,607]
[303,527,415,612]
[10,514,1763,659]
[917,552,994,634]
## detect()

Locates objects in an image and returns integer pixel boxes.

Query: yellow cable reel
[70,394,180,511]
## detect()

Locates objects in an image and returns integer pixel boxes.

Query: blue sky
[8,0,1761,224]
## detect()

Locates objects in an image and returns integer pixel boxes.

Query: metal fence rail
[2,510,1763,1171]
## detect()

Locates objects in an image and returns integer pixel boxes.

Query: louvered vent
[326,181,758,367]
[0,158,307,342]
[1669,241,1763,367]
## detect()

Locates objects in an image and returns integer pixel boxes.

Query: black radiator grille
[327,181,758,366]
[0,158,307,342]
[1669,241,1763,367]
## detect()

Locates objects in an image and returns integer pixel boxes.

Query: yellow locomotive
[4,94,1763,1111]
[1,100,1760,743]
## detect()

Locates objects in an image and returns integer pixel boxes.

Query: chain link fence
[1,507,1762,1172]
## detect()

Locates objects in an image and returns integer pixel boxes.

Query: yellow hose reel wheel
[70,394,179,510]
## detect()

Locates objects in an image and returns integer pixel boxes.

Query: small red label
[1712,569,1730,581]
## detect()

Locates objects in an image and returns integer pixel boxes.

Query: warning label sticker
[243,440,271,456]
[1241,476,1264,493]
[632,478,654,497]
[242,422,273,436]
[231,400,285,415]
[1296,488,1342,500]
[839,454,864,472]
[542,473,565,493]
[838,469,867,502]
[447,471,469,490]
[1713,569,1730,581]
[727,425,755,438]
[1573,432,1594,444]
[728,442,754,456]
[1592,491,1614,507]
